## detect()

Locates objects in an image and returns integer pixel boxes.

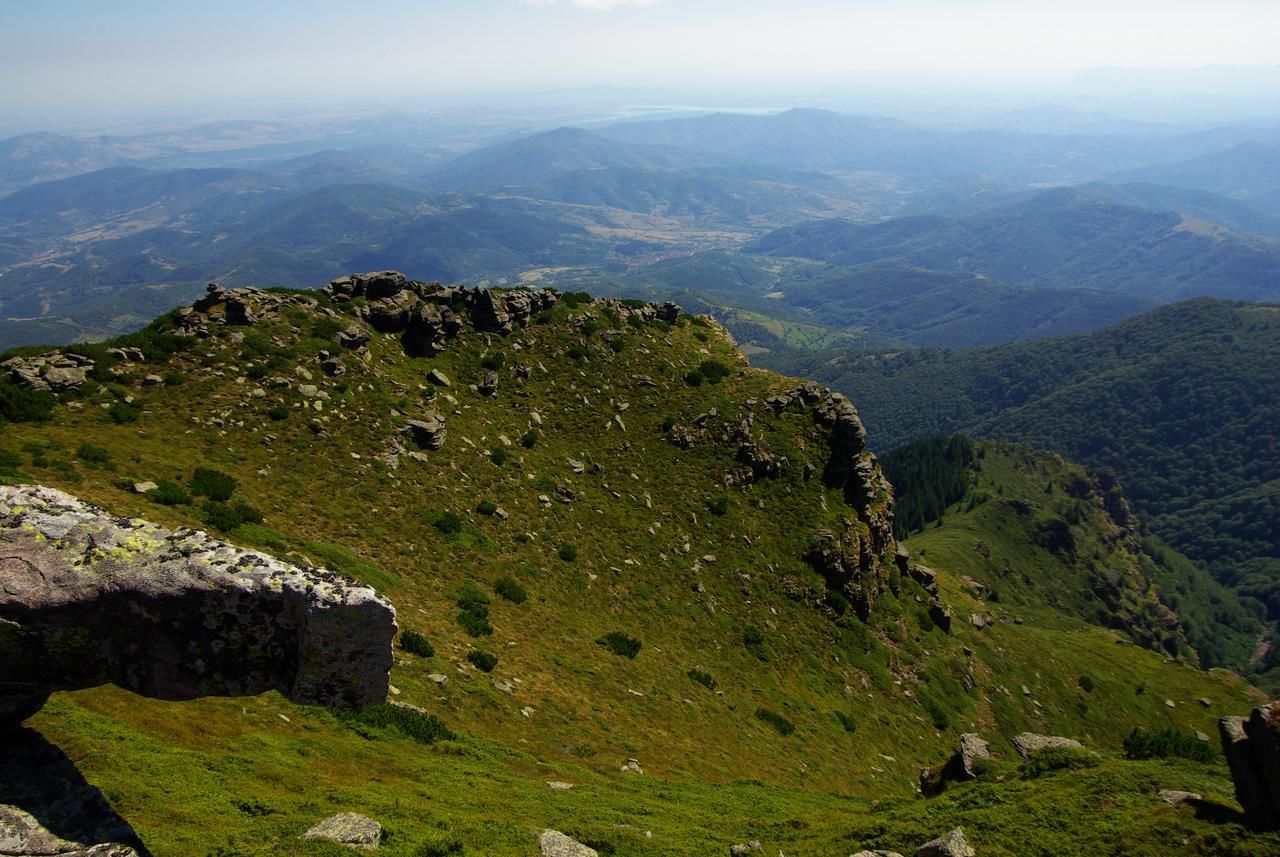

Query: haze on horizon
[3,0,1279,131]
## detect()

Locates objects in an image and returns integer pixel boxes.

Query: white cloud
[519,0,661,10]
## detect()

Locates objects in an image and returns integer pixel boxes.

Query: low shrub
[417,833,465,856]
[150,479,191,506]
[75,443,111,465]
[684,370,704,387]
[743,624,768,660]
[191,467,237,501]
[1022,746,1099,778]
[688,669,716,690]
[597,631,641,659]
[493,576,527,604]
[698,359,731,383]
[335,704,454,745]
[834,711,857,733]
[707,495,729,516]
[476,500,498,516]
[0,380,55,423]
[1078,675,1096,693]
[202,500,263,532]
[267,405,290,421]
[558,543,577,562]
[756,707,795,736]
[399,630,435,658]
[433,511,463,535]
[1123,727,1216,763]
[467,650,498,672]
[490,447,507,467]
[521,430,538,448]
[108,401,141,424]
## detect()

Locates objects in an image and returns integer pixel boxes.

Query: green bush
[457,610,493,637]
[399,630,435,658]
[567,344,589,360]
[493,576,527,604]
[201,500,262,532]
[480,353,506,370]
[433,511,463,535]
[743,624,768,660]
[521,430,538,449]
[1077,675,1096,693]
[267,405,290,421]
[660,416,676,432]
[560,291,592,308]
[684,370,704,387]
[191,467,237,501]
[75,443,111,465]
[1123,727,1216,763]
[417,833,465,856]
[707,495,729,516]
[698,360,731,383]
[834,711,857,733]
[688,669,716,690]
[476,500,498,516]
[108,401,141,424]
[456,581,493,637]
[335,704,454,745]
[467,650,498,672]
[825,589,850,616]
[490,447,508,467]
[150,479,191,506]
[162,372,185,386]
[0,380,55,424]
[755,707,795,736]
[1022,746,1100,778]
[558,543,577,562]
[596,631,642,659]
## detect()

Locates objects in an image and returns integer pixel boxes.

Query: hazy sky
[3,0,1278,122]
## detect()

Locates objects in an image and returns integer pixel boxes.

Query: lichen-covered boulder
[0,804,140,856]
[302,813,382,850]
[0,484,396,728]
[540,830,598,857]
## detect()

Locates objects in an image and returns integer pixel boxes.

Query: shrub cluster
[596,631,642,659]
[456,581,493,637]
[493,576,528,604]
[467,650,498,672]
[335,704,454,745]
[399,630,435,658]
[1123,727,1216,763]
[755,707,795,736]
[688,669,717,690]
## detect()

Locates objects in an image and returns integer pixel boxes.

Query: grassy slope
[1,291,1269,855]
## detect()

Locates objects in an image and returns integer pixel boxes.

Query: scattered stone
[302,813,382,850]
[1199,697,1213,708]
[299,384,320,398]
[969,612,993,630]
[851,852,905,857]
[2,352,93,392]
[428,674,448,686]
[132,481,158,494]
[1220,700,1280,829]
[915,828,974,857]
[547,781,574,790]
[1165,699,1176,708]
[479,370,499,396]
[621,758,643,774]
[1159,790,1202,806]
[1195,730,1211,743]
[427,368,451,387]
[142,374,164,386]
[0,484,396,727]
[730,842,763,856]
[540,829,598,857]
[321,357,346,377]
[1013,733,1084,759]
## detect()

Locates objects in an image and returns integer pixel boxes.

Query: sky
[2,0,1278,124]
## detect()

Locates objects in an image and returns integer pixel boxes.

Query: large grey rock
[1221,701,1280,829]
[0,804,140,856]
[2,352,93,392]
[915,828,974,857]
[405,415,447,451]
[0,484,396,728]
[1012,733,1084,759]
[729,843,763,856]
[302,813,382,849]
[957,733,991,778]
[540,829,598,857]
[851,852,905,857]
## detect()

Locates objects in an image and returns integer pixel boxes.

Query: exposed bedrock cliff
[0,484,397,728]
[1221,700,1280,829]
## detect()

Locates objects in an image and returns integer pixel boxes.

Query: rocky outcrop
[1220,701,1280,829]
[0,804,140,856]
[916,828,974,857]
[302,813,382,850]
[1013,733,1084,759]
[0,485,396,728]
[2,352,93,392]
[539,830,598,857]
[404,415,447,451]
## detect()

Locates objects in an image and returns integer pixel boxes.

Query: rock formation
[2,352,93,392]
[0,484,396,728]
[1220,701,1280,829]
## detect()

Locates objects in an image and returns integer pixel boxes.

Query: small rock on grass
[540,829,598,857]
[302,812,382,850]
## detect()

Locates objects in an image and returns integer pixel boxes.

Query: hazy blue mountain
[0,132,122,193]
[1068,182,1280,235]
[1106,141,1280,204]
[422,127,709,193]
[749,187,1280,302]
